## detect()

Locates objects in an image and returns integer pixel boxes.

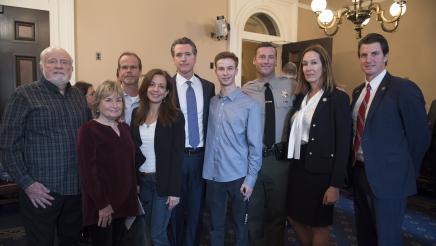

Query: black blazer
[288,88,351,187]
[131,109,185,197]
[172,74,215,139]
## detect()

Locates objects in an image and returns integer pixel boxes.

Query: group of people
[0,33,430,246]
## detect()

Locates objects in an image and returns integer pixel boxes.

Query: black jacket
[287,88,351,187]
[130,109,185,197]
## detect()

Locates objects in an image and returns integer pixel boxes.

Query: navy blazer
[131,109,185,197]
[350,72,430,198]
[288,88,351,187]
[172,74,215,140]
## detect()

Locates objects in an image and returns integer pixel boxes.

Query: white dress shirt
[175,73,204,148]
[353,69,386,161]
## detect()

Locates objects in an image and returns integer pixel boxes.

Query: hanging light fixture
[310,0,407,38]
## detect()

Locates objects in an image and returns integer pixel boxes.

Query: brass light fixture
[310,0,407,38]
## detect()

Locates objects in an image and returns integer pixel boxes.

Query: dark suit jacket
[131,109,185,197]
[288,88,351,187]
[350,72,430,198]
[172,74,215,140]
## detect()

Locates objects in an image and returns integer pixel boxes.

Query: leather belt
[142,172,156,177]
[184,147,205,155]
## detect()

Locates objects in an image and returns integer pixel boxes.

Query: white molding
[0,0,76,81]
[229,0,299,86]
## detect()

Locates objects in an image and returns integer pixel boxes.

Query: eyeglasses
[45,58,72,66]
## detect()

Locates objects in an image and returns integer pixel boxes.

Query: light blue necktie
[186,81,200,148]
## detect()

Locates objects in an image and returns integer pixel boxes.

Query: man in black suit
[351,33,430,245]
[169,37,215,246]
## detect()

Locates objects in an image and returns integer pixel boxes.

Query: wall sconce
[211,16,230,40]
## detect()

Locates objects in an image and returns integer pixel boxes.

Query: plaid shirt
[0,79,90,195]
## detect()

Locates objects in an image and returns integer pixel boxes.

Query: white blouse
[287,89,324,159]
[139,121,157,173]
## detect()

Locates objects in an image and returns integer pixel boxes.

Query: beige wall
[75,0,435,108]
[75,0,227,87]
[298,0,436,109]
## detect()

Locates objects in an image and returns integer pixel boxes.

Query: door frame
[228,0,299,86]
[0,0,76,81]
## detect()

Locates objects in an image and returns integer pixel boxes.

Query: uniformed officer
[242,42,294,246]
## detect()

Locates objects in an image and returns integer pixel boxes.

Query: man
[0,47,90,245]
[243,42,294,246]
[203,51,262,245]
[116,52,142,125]
[351,33,430,245]
[115,52,148,246]
[170,37,215,246]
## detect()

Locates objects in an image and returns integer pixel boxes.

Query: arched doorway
[241,13,281,85]
[228,0,299,86]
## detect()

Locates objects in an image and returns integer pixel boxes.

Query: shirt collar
[365,69,386,91]
[42,77,72,94]
[176,73,197,86]
[219,88,242,101]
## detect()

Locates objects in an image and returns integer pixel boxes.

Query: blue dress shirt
[202,88,262,189]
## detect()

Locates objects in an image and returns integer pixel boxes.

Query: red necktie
[353,84,371,165]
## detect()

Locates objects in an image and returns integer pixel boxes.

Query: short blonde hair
[92,80,124,118]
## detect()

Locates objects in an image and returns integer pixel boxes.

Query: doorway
[0,5,50,117]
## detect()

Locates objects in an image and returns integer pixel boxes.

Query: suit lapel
[365,72,391,124]
[172,75,181,108]
[351,83,365,110]
[199,76,209,127]
[311,90,331,123]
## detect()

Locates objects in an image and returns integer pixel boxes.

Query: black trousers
[19,190,82,246]
[87,218,126,246]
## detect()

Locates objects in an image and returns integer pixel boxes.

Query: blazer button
[311,138,315,141]
[330,154,334,157]
[309,152,313,155]
[312,124,316,127]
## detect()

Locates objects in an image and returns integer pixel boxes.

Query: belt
[355,160,365,167]
[262,147,275,158]
[142,172,156,177]
[184,147,205,155]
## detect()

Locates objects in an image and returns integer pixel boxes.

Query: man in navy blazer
[351,33,430,245]
[169,37,215,246]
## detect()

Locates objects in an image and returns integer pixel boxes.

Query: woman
[75,81,95,109]
[77,80,138,245]
[286,45,351,246]
[130,68,184,245]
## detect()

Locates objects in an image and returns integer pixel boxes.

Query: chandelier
[310,0,407,38]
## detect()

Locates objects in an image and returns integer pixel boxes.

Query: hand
[24,182,55,208]
[323,186,339,205]
[98,205,114,228]
[240,183,253,201]
[166,196,180,210]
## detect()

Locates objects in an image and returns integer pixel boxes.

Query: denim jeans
[205,178,248,246]
[138,174,172,246]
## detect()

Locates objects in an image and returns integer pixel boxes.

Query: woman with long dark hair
[130,69,184,245]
